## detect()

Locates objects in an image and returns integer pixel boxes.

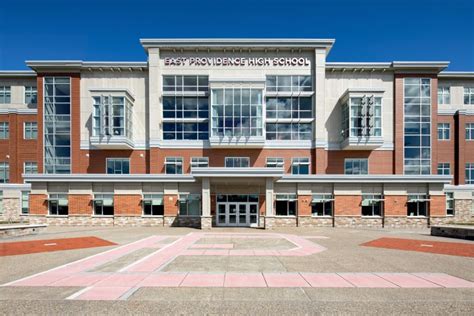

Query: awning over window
[361,198,384,206]
[58,199,69,206]
[143,198,163,206]
[311,197,334,204]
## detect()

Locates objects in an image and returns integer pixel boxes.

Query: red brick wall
[325,150,393,174]
[164,194,178,216]
[297,195,312,216]
[29,194,48,215]
[384,195,407,216]
[77,149,148,173]
[334,195,362,216]
[456,113,474,184]
[315,148,327,174]
[69,194,92,215]
[436,115,456,183]
[430,195,446,217]
[114,194,142,216]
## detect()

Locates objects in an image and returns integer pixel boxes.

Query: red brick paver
[361,237,474,257]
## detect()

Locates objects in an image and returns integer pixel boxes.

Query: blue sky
[0,0,473,70]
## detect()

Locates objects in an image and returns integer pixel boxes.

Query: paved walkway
[2,232,473,301]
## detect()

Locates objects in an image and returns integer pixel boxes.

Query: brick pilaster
[334,195,362,216]
[29,194,48,215]
[68,194,92,215]
[114,194,142,216]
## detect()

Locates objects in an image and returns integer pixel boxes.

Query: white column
[265,177,274,216]
[202,177,211,216]
[148,48,162,145]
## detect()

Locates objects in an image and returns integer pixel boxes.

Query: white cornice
[0,108,37,115]
[24,174,196,183]
[278,175,452,184]
[26,60,147,72]
[0,183,31,190]
[191,167,284,178]
[438,71,474,79]
[0,71,36,78]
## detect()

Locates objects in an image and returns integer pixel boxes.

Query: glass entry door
[216,202,258,227]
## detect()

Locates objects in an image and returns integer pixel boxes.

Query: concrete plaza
[0,226,473,315]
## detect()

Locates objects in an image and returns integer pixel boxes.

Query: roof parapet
[25,60,147,72]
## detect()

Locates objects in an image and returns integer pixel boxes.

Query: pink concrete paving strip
[300,273,354,288]
[263,273,311,288]
[375,273,442,288]
[95,274,147,287]
[50,274,108,287]
[224,273,267,288]
[413,273,474,288]
[338,273,399,288]
[190,244,234,249]
[139,273,187,287]
[203,249,230,256]
[180,273,225,287]
[302,236,330,239]
[74,286,131,301]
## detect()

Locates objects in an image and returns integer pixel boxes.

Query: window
[93,95,132,138]
[266,97,312,119]
[266,75,312,92]
[292,158,309,175]
[275,194,297,216]
[106,158,130,174]
[24,162,38,174]
[446,192,454,216]
[163,122,209,140]
[21,191,29,215]
[0,162,9,183]
[464,87,474,104]
[361,194,383,216]
[94,194,114,216]
[404,78,431,175]
[466,163,474,184]
[437,86,450,104]
[179,194,201,216]
[44,77,71,174]
[266,123,312,140]
[211,88,263,137]
[0,86,11,103]
[225,157,249,168]
[143,194,164,216]
[437,163,450,175]
[266,157,284,168]
[437,123,450,140]
[165,157,183,174]
[344,159,368,175]
[48,194,68,215]
[24,122,37,139]
[466,123,474,140]
[342,96,382,138]
[0,122,9,139]
[163,75,208,93]
[311,194,333,217]
[407,194,429,217]
[25,86,37,104]
[190,157,208,169]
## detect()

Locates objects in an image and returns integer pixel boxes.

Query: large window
[0,122,9,139]
[266,157,284,168]
[163,75,208,93]
[94,194,114,216]
[275,194,297,216]
[225,157,249,168]
[361,194,383,216]
[266,75,312,92]
[48,194,68,215]
[211,88,263,137]
[344,159,368,175]
[165,157,183,174]
[446,192,454,216]
[437,123,450,140]
[24,122,37,139]
[437,163,450,175]
[464,87,474,104]
[21,191,29,215]
[143,194,164,216]
[179,194,201,216]
[437,86,450,105]
[466,123,474,140]
[407,194,429,217]
[163,122,208,140]
[404,78,431,175]
[93,95,132,138]
[292,158,309,175]
[24,162,38,174]
[25,86,37,104]
[311,194,333,217]
[0,162,9,183]
[0,86,11,104]
[44,77,71,174]
[342,96,382,138]
[466,163,474,184]
[266,97,312,119]
[190,157,208,169]
[106,158,130,174]
[266,123,312,140]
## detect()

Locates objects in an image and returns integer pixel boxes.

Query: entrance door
[216,202,259,227]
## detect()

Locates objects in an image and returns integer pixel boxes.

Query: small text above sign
[164,57,310,67]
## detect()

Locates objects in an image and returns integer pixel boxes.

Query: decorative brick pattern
[114,195,142,216]
[297,195,312,216]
